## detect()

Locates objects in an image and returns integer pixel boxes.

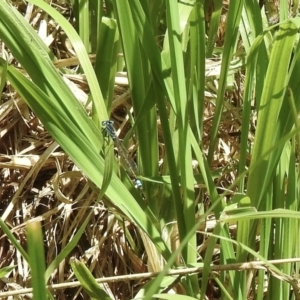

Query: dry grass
[0,100,147,299]
[0,71,148,300]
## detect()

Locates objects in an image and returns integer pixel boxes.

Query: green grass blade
[0,266,16,277]
[71,258,112,300]
[247,21,299,210]
[189,128,236,297]
[165,0,196,264]
[207,0,244,163]
[94,17,118,112]
[27,222,47,300]
[26,0,107,127]
[188,3,206,140]
[0,217,28,262]
[206,0,222,57]
[78,0,90,50]
[0,57,7,98]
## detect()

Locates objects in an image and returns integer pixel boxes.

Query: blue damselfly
[102,120,142,189]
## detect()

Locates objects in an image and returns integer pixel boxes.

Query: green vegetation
[0,0,300,299]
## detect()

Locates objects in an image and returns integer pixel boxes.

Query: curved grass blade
[71,258,112,300]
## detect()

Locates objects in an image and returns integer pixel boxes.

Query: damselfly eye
[102,120,114,127]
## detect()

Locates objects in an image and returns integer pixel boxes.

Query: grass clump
[0,0,300,299]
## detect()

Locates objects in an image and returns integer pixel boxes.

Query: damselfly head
[134,179,143,189]
[102,120,116,140]
[102,120,114,127]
